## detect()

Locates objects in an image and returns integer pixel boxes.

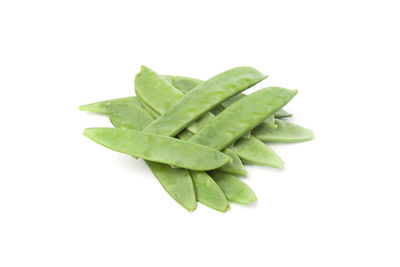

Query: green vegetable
[209,170,257,205]
[231,136,284,168]
[189,87,298,150]
[147,161,196,212]
[80,66,313,212]
[190,171,230,212]
[252,119,314,142]
[84,128,230,171]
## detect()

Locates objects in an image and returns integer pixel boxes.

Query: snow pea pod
[252,119,314,142]
[142,66,267,136]
[146,161,196,212]
[79,96,137,114]
[189,87,298,150]
[231,135,284,168]
[135,67,184,115]
[190,171,230,212]
[209,170,257,205]
[83,128,230,171]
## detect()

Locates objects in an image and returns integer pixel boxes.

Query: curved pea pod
[209,170,257,205]
[146,161,197,212]
[231,135,284,168]
[190,171,230,212]
[143,66,267,136]
[219,148,247,176]
[79,96,137,114]
[135,66,184,115]
[252,119,314,142]
[83,128,230,171]
[189,87,298,150]
[274,109,292,118]
[107,102,154,130]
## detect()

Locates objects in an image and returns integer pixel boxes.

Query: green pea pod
[209,170,257,205]
[189,87,298,150]
[79,96,137,114]
[146,161,196,212]
[107,102,154,130]
[253,119,314,142]
[274,109,293,118]
[135,67,184,115]
[84,128,230,171]
[141,66,267,136]
[107,102,196,212]
[231,135,284,168]
[190,171,230,212]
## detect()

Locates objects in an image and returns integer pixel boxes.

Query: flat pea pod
[107,101,154,131]
[274,109,292,118]
[146,161,196,212]
[79,96,137,114]
[252,119,314,142]
[107,103,196,212]
[189,87,298,150]
[142,66,267,136]
[135,67,184,115]
[231,135,284,168]
[83,128,230,171]
[190,171,230,212]
[209,170,257,205]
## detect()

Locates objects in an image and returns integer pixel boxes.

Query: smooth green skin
[107,103,196,212]
[135,67,183,115]
[274,109,292,118]
[142,66,267,136]
[190,171,230,212]
[189,87,298,150]
[84,128,230,171]
[107,102,154,131]
[218,92,277,129]
[253,119,314,142]
[79,96,137,114]
[209,170,257,205]
[231,135,284,168]
[146,161,196,212]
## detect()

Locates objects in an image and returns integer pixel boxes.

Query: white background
[1,0,399,266]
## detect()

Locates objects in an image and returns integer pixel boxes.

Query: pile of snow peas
[80,66,314,212]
